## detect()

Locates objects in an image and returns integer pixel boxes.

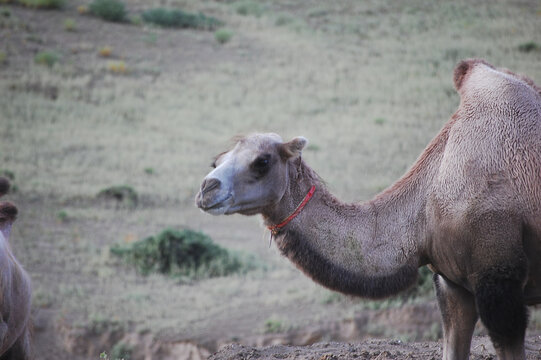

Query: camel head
[196,133,307,216]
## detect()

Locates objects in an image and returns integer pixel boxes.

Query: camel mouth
[197,194,233,215]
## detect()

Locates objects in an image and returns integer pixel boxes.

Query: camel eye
[251,154,271,176]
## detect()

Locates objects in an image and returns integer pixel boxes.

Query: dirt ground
[211,336,541,360]
[1,1,541,359]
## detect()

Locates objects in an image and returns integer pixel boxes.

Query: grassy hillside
[0,0,540,358]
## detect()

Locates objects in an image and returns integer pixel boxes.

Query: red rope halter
[267,185,316,236]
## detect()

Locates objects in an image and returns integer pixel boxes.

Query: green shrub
[34,50,60,67]
[89,0,127,22]
[110,342,132,360]
[141,8,223,30]
[518,41,540,53]
[264,318,285,333]
[18,0,64,9]
[97,185,138,206]
[111,229,260,278]
[233,0,264,17]
[214,29,233,44]
[63,18,76,31]
[0,7,10,17]
[56,210,69,223]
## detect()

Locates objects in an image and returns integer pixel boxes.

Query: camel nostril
[201,178,221,194]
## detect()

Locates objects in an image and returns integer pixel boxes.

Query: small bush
[89,0,127,22]
[18,0,64,9]
[111,228,260,278]
[0,7,10,17]
[518,41,540,53]
[214,29,233,44]
[275,14,292,26]
[63,18,76,31]
[107,61,127,74]
[0,51,6,65]
[34,50,60,67]
[97,185,137,206]
[77,5,88,14]
[56,210,69,223]
[234,0,264,17]
[264,318,285,333]
[110,342,132,360]
[98,46,113,57]
[141,8,223,30]
[128,14,142,26]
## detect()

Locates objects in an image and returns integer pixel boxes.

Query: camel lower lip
[201,195,233,214]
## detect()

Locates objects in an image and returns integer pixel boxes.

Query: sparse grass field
[0,0,540,358]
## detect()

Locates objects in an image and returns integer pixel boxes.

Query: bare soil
[211,336,541,360]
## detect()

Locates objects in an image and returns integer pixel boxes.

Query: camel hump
[453,59,494,91]
[453,59,541,107]
[0,202,17,223]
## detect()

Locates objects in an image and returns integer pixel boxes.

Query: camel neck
[261,129,449,298]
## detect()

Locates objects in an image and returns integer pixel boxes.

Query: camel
[0,177,32,360]
[195,59,541,360]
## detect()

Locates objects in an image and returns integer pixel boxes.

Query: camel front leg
[434,273,478,360]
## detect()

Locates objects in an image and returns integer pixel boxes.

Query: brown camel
[0,178,32,360]
[195,59,541,360]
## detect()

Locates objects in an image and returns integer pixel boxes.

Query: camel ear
[280,136,308,160]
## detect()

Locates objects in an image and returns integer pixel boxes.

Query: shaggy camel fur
[196,59,541,360]
[0,178,32,360]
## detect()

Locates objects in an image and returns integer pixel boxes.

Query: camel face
[196,133,306,216]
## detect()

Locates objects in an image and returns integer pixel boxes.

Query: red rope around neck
[268,185,316,236]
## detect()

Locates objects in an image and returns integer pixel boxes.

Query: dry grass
[1,0,540,357]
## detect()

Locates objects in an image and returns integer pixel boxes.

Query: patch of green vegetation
[97,185,138,206]
[517,41,540,53]
[34,50,60,67]
[320,290,342,304]
[56,210,69,223]
[110,342,132,360]
[141,8,223,30]
[413,266,435,296]
[87,313,125,335]
[18,0,64,9]
[233,0,264,17]
[63,18,76,31]
[264,317,285,333]
[128,14,142,26]
[215,29,233,44]
[0,170,14,181]
[374,117,386,125]
[275,14,293,26]
[306,143,320,152]
[0,7,10,17]
[143,167,154,175]
[89,0,127,23]
[111,228,260,278]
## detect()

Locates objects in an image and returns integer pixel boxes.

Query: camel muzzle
[196,178,228,212]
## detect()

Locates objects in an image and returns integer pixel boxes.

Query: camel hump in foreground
[0,178,32,360]
[196,60,541,360]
